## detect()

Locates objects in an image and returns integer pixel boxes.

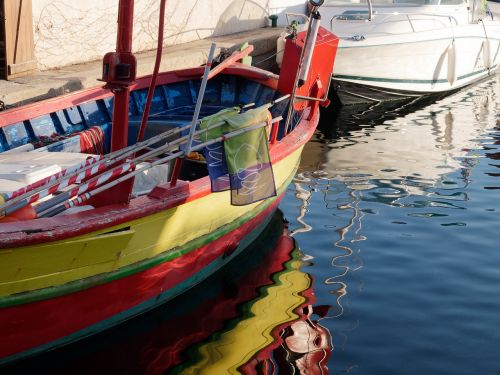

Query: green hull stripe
[0,212,275,367]
[334,66,495,85]
[0,170,296,308]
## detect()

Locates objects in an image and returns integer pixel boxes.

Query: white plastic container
[0,152,94,169]
[132,162,171,196]
[0,163,62,184]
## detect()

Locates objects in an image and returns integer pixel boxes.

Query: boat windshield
[324,0,465,5]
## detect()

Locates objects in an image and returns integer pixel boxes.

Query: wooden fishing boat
[0,0,337,365]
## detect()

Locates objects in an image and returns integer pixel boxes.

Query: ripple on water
[283,76,500,375]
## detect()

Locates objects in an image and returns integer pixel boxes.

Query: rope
[136,0,167,142]
[253,49,284,66]
[79,126,105,154]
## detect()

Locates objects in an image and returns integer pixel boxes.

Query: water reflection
[297,75,499,270]
[321,107,486,200]
[281,74,500,374]
[298,77,499,216]
[4,211,333,375]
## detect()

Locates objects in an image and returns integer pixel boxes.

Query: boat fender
[447,41,457,86]
[276,33,286,68]
[483,39,492,69]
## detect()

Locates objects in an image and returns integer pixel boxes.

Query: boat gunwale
[0,105,318,249]
[0,64,278,127]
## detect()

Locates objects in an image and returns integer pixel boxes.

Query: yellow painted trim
[0,147,304,297]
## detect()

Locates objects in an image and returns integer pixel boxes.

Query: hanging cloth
[199,105,276,205]
[199,107,240,192]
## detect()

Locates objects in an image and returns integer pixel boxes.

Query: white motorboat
[279,0,500,105]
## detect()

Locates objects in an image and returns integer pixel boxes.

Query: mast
[102,0,137,152]
[97,0,137,204]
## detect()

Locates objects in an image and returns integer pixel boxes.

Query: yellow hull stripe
[0,147,304,298]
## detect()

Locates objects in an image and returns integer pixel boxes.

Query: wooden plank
[4,0,36,79]
[7,59,36,75]
[0,1,7,79]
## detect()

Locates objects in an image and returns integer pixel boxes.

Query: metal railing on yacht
[330,8,459,32]
[284,2,462,38]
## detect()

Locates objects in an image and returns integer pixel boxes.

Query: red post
[111,0,135,152]
[270,122,279,144]
[170,158,183,187]
[91,0,136,207]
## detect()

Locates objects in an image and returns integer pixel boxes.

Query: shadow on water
[4,210,334,375]
[318,91,449,139]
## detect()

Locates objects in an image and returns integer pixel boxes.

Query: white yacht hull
[333,23,500,104]
[308,2,500,104]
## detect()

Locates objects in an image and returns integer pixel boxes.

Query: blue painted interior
[0,76,293,154]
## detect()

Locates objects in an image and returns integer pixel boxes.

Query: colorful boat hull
[3,211,319,374]
[0,192,284,365]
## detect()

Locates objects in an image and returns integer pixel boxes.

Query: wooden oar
[186,43,217,153]
[34,112,278,217]
[0,122,192,211]
[2,119,226,218]
[35,115,271,216]
[34,161,136,215]
[40,116,283,218]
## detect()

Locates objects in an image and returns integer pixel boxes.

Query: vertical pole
[169,158,182,187]
[283,9,318,135]
[136,0,167,143]
[111,0,135,152]
[93,0,135,206]
[185,42,217,154]
[170,42,216,187]
[270,122,279,144]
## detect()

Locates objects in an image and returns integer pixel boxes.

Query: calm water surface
[280,75,500,374]
[6,75,500,374]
